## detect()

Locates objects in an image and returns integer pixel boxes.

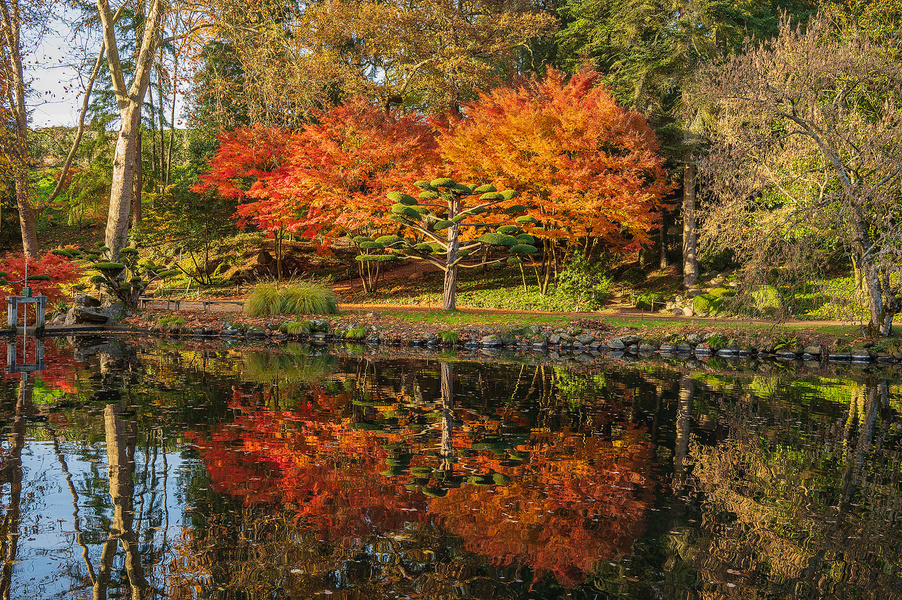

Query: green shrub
[245,283,282,317]
[632,291,665,310]
[692,293,722,316]
[708,287,735,299]
[343,326,366,340]
[752,285,781,316]
[555,256,612,310]
[245,282,338,317]
[279,282,339,315]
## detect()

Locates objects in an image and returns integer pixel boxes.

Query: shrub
[245,282,339,317]
[245,283,282,317]
[279,282,339,315]
[438,330,459,345]
[752,285,781,316]
[632,291,665,310]
[554,255,612,310]
[692,293,723,316]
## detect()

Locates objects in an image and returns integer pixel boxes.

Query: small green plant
[692,293,723,316]
[706,334,725,350]
[438,330,459,345]
[343,325,366,340]
[554,255,612,310]
[158,316,185,327]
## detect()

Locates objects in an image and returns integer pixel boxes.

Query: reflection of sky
[8,439,196,599]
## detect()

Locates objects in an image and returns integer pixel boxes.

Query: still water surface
[0,336,900,599]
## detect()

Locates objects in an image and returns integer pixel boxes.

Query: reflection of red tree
[190,398,656,586]
[431,429,656,586]
[1,339,78,393]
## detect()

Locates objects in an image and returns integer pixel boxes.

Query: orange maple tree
[439,68,671,251]
[193,99,438,244]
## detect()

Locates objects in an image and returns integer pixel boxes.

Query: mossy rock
[708,287,735,299]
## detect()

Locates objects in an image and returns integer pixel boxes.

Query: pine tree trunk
[682,162,699,287]
[443,206,461,311]
[659,212,670,269]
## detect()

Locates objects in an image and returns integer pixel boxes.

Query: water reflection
[0,339,898,598]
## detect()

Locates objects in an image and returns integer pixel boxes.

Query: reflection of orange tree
[189,392,657,585]
[431,428,656,586]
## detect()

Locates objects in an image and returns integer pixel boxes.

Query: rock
[659,343,676,353]
[687,289,705,298]
[548,334,561,345]
[803,345,822,356]
[639,343,657,352]
[66,306,110,325]
[576,333,595,345]
[621,334,641,345]
[686,333,702,344]
[481,334,502,347]
[627,344,639,353]
[682,307,694,317]
[605,338,626,350]
[677,343,693,353]
[775,350,798,359]
[671,308,684,316]
[74,294,101,308]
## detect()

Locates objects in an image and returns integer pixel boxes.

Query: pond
[1,335,900,599]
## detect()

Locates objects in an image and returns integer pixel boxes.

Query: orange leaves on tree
[193,99,438,242]
[439,69,672,249]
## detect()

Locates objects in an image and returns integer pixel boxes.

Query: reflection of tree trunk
[0,374,30,599]
[673,375,694,492]
[839,379,883,513]
[439,363,454,472]
[95,404,149,600]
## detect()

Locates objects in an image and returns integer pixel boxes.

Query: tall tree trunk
[106,102,143,256]
[0,0,38,256]
[98,0,162,258]
[442,205,460,311]
[131,128,142,227]
[439,362,454,472]
[682,162,699,288]
[850,212,895,336]
[0,373,28,598]
[659,211,670,269]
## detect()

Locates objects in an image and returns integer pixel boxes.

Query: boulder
[576,333,595,345]
[605,338,626,350]
[73,294,101,308]
[65,306,109,325]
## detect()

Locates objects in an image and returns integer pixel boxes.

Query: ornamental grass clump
[245,282,339,317]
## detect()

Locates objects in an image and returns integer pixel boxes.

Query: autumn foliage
[0,252,82,301]
[189,388,657,586]
[193,99,438,241]
[440,69,671,249]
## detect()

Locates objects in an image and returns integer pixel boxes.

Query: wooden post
[35,296,46,329]
[7,297,16,329]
